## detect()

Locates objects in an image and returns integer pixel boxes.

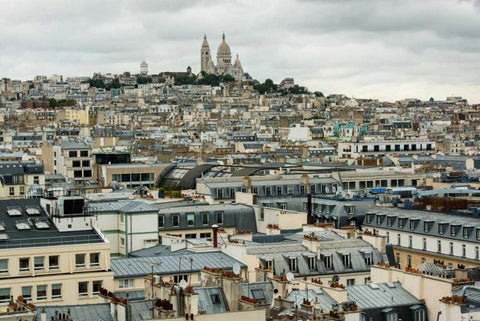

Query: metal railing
[0,234,104,249]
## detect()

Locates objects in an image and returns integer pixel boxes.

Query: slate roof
[348,282,423,309]
[36,304,112,321]
[285,288,337,312]
[89,200,158,213]
[242,281,274,305]
[0,198,104,249]
[194,287,229,314]
[363,207,480,244]
[111,251,247,279]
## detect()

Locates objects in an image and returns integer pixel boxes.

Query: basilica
[200,33,244,81]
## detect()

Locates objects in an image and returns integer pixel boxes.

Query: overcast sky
[1,0,480,102]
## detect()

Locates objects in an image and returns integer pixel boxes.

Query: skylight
[26,207,41,216]
[7,208,22,216]
[16,222,31,230]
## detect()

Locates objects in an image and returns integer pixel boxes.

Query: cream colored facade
[56,108,89,125]
[0,242,113,306]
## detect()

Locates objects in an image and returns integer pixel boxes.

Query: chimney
[212,224,219,248]
[243,176,252,193]
[221,273,243,312]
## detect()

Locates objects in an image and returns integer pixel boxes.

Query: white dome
[217,33,231,58]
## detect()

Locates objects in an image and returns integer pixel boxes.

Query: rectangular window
[289,258,297,272]
[323,255,332,269]
[92,281,102,295]
[80,150,88,157]
[19,258,30,272]
[200,232,211,238]
[34,256,44,271]
[9,187,14,196]
[82,160,90,167]
[172,214,180,227]
[476,246,479,260]
[0,259,7,273]
[276,186,282,195]
[21,286,32,300]
[409,236,412,248]
[186,213,195,226]
[347,279,355,286]
[75,254,86,268]
[308,257,316,271]
[343,254,351,268]
[51,284,62,300]
[158,215,164,228]
[185,233,197,239]
[34,176,39,184]
[407,255,412,268]
[462,244,466,257]
[386,232,390,243]
[83,170,92,178]
[37,285,47,301]
[215,211,224,224]
[78,282,88,297]
[364,253,372,266]
[0,288,10,303]
[438,240,442,253]
[397,234,401,246]
[72,160,81,167]
[423,238,426,250]
[120,237,125,247]
[201,212,209,225]
[69,151,77,157]
[90,253,100,267]
[74,170,82,178]
[20,186,25,195]
[450,242,454,255]
[118,279,134,289]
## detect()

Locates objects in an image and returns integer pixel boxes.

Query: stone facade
[200,33,244,81]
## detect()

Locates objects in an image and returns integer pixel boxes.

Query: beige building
[0,198,114,306]
[0,161,45,199]
[56,108,89,125]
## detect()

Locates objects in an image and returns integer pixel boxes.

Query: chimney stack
[212,224,219,248]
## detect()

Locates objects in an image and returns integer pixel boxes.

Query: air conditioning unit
[153,275,161,284]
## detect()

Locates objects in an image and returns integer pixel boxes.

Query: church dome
[140,61,148,67]
[217,33,231,58]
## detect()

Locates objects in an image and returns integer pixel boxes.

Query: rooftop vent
[368,284,380,290]
[0,222,5,232]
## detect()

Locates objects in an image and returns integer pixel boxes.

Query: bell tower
[200,34,211,72]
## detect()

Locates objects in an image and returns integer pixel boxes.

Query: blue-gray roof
[37,304,112,321]
[348,282,423,309]
[111,251,247,279]
[194,287,229,314]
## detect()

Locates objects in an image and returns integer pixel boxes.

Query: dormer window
[289,258,297,272]
[322,254,333,269]
[342,253,351,268]
[438,223,447,235]
[308,256,316,271]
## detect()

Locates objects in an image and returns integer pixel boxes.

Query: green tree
[49,98,58,108]
[137,76,152,85]
[314,91,324,97]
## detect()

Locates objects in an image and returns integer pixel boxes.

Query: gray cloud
[1,0,480,102]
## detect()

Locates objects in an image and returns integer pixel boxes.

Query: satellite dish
[286,272,294,282]
[179,279,187,289]
[233,263,241,275]
[325,186,331,194]
[332,275,340,282]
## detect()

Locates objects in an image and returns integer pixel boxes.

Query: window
[289,258,297,272]
[462,244,466,257]
[37,285,47,301]
[186,213,195,226]
[421,257,426,263]
[450,226,457,236]
[118,279,134,289]
[424,222,430,232]
[69,151,77,157]
[423,238,426,250]
[21,286,32,300]
[75,254,86,268]
[83,170,92,177]
[251,289,266,301]
[385,310,399,321]
[90,253,100,267]
[477,229,480,240]
[200,232,211,238]
[0,288,10,303]
[386,232,390,243]
[80,150,88,157]
[82,160,90,167]
[438,224,446,235]
[174,275,188,283]
[34,256,45,271]
[397,234,401,246]
[323,255,332,269]
[172,214,180,227]
[78,282,88,297]
[33,176,39,184]
[398,219,404,228]
[450,242,454,255]
[276,186,282,195]
[413,308,426,321]
[308,257,316,271]
[20,186,25,195]
[463,227,470,238]
[72,160,81,167]
[9,187,14,196]
[410,220,416,230]
[19,258,30,272]
[476,246,479,260]
[74,170,82,178]
[408,236,412,248]
[158,215,164,228]
[186,233,197,239]
[120,237,125,247]
[342,254,351,268]
[51,284,62,299]
[364,253,372,266]
[438,240,442,253]
[387,217,394,227]
[201,212,209,225]
[407,255,412,268]
[215,211,224,224]
[92,281,102,295]
[0,259,7,273]
[210,293,221,305]
[347,279,355,286]
[396,253,400,267]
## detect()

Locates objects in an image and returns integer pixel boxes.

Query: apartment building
[363,208,480,270]
[0,198,113,306]
[0,161,44,199]
[338,137,435,158]
[42,142,93,185]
